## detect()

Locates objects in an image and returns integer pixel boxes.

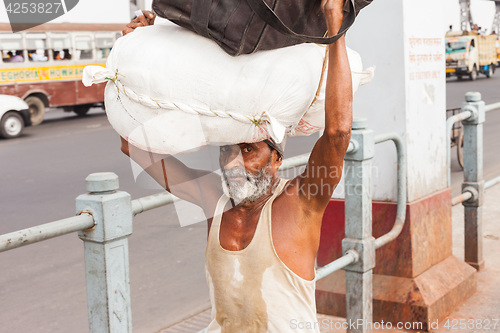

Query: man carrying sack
[122,0,352,331]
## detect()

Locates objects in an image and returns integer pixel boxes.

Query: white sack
[84,24,373,154]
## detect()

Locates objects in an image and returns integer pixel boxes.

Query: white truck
[445,32,497,81]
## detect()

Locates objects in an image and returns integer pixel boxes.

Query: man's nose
[222,146,244,170]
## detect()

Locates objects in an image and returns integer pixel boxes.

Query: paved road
[0,73,499,333]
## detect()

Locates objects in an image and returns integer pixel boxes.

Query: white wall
[343,0,447,202]
[0,0,130,24]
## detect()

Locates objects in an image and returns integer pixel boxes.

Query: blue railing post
[461,92,485,271]
[76,172,133,332]
[342,118,376,333]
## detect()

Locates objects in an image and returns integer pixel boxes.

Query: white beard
[221,166,273,206]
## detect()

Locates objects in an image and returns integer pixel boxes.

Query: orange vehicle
[0,23,123,125]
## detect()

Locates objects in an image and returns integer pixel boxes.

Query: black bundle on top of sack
[152,0,373,56]
[83,0,374,154]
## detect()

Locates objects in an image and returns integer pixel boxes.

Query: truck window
[75,36,93,60]
[446,41,467,53]
[51,33,72,61]
[0,34,24,63]
[26,33,48,62]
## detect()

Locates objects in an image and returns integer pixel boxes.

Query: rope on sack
[86,66,267,127]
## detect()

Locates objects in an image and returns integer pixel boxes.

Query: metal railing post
[76,172,133,332]
[342,118,376,333]
[461,92,485,270]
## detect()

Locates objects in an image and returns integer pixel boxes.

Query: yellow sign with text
[0,64,105,84]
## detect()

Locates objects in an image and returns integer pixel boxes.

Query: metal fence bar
[373,133,407,249]
[485,102,500,113]
[485,175,500,189]
[341,118,375,333]
[316,250,359,281]
[132,193,180,216]
[460,92,485,271]
[280,153,310,171]
[0,214,94,253]
[452,191,473,206]
[451,174,500,206]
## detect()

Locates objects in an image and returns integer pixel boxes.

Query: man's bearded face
[221,162,273,205]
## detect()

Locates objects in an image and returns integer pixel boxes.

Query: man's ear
[273,150,283,165]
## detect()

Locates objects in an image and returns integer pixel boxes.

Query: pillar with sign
[315,0,476,329]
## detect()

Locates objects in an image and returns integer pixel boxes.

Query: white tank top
[205,179,319,333]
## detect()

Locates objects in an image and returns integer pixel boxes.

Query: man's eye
[220,146,228,152]
[242,147,252,153]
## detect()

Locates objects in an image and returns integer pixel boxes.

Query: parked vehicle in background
[496,38,500,66]
[0,23,123,125]
[445,31,497,81]
[0,94,31,138]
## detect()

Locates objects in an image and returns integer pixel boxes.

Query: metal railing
[0,214,94,253]
[447,92,500,271]
[0,119,407,333]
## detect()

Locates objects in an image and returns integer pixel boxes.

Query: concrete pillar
[316,0,476,329]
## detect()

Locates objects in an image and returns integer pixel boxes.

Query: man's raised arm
[121,138,222,214]
[297,0,353,212]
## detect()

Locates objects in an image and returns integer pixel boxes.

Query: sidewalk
[159,184,500,333]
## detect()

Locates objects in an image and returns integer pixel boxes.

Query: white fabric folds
[83,23,373,154]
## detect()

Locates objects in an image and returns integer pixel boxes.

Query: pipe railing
[315,249,359,280]
[315,130,407,281]
[449,92,497,271]
[373,133,407,249]
[0,213,94,253]
[485,101,500,113]
[451,96,500,208]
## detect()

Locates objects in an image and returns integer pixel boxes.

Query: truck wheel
[469,65,477,81]
[469,66,477,81]
[25,96,45,126]
[0,111,24,139]
[73,105,91,116]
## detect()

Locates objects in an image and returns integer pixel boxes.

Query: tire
[457,129,464,170]
[0,111,24,139]
[469,66,477,81]
[73,105,91,116]
[25,96,45,126]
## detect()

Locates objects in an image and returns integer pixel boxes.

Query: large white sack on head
[83,24,373,155]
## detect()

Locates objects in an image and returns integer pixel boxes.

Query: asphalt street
[0,73,499,333]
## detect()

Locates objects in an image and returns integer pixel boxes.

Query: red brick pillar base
[316,189,476,330]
